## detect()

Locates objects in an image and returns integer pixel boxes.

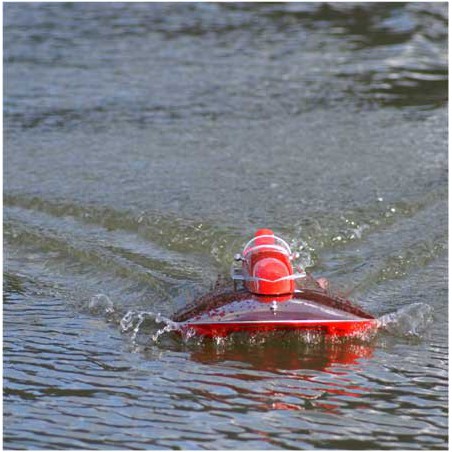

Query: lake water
[4,3,448,449]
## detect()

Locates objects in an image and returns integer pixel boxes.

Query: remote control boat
[172,229,377,337]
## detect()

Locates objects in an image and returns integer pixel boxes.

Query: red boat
[172,229,377,338]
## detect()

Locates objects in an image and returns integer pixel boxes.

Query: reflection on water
[187,333,375,372]
[4,2,448,450]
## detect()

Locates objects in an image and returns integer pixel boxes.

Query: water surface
[4,3,448,449]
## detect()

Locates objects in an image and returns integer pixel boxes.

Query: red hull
[182,319,377,337]
[173,289,377,339]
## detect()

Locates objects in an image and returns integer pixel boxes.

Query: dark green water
[4,3,448,449]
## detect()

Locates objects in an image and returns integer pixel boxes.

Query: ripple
[4,2,448,449]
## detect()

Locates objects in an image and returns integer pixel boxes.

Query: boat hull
[172,289,377,338]
[181,318,378,337]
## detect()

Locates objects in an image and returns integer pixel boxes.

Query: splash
[180,327,197,343]
[87,293,115,315]
[120,310,179,345]
[377,303,434,338]
[289,236,315,269]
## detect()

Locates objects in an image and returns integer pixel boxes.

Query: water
[4,3,447,449]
